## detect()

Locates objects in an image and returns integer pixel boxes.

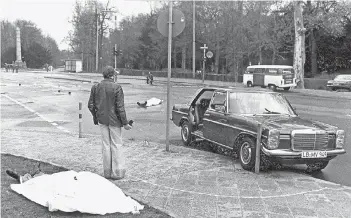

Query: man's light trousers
[99,124,126,179]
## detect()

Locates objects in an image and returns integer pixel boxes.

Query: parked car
[327,74,351,91]
[171,87,346,171]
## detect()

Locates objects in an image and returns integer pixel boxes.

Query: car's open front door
[203,91,231,147]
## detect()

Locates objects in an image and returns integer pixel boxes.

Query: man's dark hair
[102,66,115,79]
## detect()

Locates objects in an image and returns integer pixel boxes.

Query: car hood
[245,115,338,134]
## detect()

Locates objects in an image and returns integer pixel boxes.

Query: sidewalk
[1,95,351,218]
[43,71,351,100]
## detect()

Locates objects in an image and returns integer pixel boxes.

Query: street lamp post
[200,44,208,85]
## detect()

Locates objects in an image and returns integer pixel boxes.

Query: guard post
[255,123,262,173]
[79,102,83,138]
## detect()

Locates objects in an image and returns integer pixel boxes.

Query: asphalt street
[1,71,350,187]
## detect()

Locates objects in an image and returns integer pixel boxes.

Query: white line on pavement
[2,94,70,133]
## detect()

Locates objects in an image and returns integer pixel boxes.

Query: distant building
[64,59,82,73]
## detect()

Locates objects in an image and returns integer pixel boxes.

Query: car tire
[247,81,253,87]
[239,137,256,171]
[181,120,193,146]
[268,84,277,91]
[332,88,337,91]
[283,87,290,91]
[306,161,329,173]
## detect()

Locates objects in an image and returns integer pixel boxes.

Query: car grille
[291,130,329,150]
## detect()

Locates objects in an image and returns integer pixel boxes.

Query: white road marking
[2,94,71,133]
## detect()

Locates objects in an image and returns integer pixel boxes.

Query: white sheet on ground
[10,171,144,215]
[146,97,163,107]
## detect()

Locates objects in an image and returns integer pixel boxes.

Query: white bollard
[79,102,82,138]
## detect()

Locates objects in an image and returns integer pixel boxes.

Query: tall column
[15,27,23,67]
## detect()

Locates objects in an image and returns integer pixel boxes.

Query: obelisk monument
[15,27,23,67]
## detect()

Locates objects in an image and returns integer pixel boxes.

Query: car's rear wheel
[181,120,192,146]
[268,84,277,91]
[247,81,253,87]
[306,161,329,173]
[239,137,256,171]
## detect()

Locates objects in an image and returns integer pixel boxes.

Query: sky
[1,0,161,50]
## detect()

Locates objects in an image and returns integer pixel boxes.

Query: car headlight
[336,130,345,149]
[267,129,280,149]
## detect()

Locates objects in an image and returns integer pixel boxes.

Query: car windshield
[335,75,351,81]
[228,92,296,116]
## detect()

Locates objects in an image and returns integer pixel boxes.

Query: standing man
[148,72,154,85]
[88,66,132,180]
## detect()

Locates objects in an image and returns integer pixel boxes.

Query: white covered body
[10,171,144,215]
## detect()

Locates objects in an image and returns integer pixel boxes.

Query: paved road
[1,71,350,187]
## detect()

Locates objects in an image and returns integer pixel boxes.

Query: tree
[25,42,52,68]
[1,19,60,67]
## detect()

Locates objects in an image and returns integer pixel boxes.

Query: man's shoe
[6,170,20,183]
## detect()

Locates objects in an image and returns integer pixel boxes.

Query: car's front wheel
[306,161,329,173]
[181,120,193,146]
[239,137,256,171]
[283,87,290,91]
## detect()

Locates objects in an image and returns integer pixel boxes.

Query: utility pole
[200,44,208,85]
[95,9,116,73]
[165,1,173,152]
[95,10,99,73]
[0,22,2,69]
[192,0,195,79]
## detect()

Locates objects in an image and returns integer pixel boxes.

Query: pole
[0,22,2,71]
[192,0,195,79]
[202,58,205,85]
[200,44,207,85]
[79,102,83,138]
[166,1,173,152]
[95,11,99,73]
[255,123,262,173]
[114,44,117,69]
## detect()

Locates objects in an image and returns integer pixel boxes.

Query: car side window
[195,90,214,105]
[210,92,227,113]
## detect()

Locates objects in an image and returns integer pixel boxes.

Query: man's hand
[93,116,98,125]
[124,124,132,130]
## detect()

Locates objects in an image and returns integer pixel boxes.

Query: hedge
[119,68,329,90]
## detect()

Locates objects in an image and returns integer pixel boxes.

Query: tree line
[1,20,62,68]
[68,0,351,78]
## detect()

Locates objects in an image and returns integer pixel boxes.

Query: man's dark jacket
[88,79,128,127]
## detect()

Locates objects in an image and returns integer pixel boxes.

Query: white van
[243,65,297,91]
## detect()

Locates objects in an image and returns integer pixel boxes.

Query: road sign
[206,51,213,58]
[157,9,185,37]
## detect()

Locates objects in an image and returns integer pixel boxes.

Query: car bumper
[327,84,351,89]
[278,83,296,88]
[262,147,346,159]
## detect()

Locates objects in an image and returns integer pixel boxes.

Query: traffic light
[113,48,123,56]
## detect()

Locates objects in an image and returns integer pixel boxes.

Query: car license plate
[285,80,292,84]
[301,151,327,158]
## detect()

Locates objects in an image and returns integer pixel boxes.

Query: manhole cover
[16,121,52,127]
